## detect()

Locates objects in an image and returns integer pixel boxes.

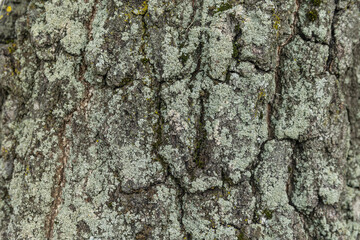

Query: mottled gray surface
[0,0,359,239]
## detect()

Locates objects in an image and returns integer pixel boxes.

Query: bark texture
[0,0,360,239]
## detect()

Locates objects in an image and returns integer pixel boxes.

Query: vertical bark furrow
[45,1,100,238]
[269,0,300,140]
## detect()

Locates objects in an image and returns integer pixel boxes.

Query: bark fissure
[193,89,209,169]
[297,28,329,46]
[143,7,192,235]
[326,0,340,76]
[45,1,100,238]
[268,0,300,140]
[151,80,190,236]
[45,128,70,239]
[287,137,331,239]
[286,141,312,237]
[249,139,268,224]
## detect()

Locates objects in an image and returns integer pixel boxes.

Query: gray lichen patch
[48,80,168,238]
[159,67,272,191]
[275,36,336,140]
[0,0,28,42]
[6,117,60,239]
[290,138,351,238]
[36,53,85,122]
[60,21,87,55]
[255,140,294,210]
[30,0,93,48]
[207,64,274,184]
[160,76,225,192]
[183,182,255,239]
[204,10,234,81]
[298,0,336,44]
[234,7,277,70]
[333,4,360,76]
[55,179,183,239]
[291,140,345,211]
[85,83,165,193]
[252,140,307,239]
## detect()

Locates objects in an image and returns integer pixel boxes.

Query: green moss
[232,42,240,59]
[253,89,266,118]
[179,54,189,65]
[5,39,14,44]
[262,209,273,219]
[307,10,318,21]
[234,24,241,35]
[141,57,150,64]
[107,202,113,209]
[194,138,205,169]
[7,43,16,54]
[237,231,249,240]
[132,0,148,15]
[273,12,281,33]
[120,77,133,87]
[311,0,321,6]
[215,2,232,13]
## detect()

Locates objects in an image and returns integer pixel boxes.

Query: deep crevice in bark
[192,88,209,169]
[147,22,192,240]
[286,140,313,238]
[249,139,268,225]
[45,1,100,238]
[268,0,300,140]
[326,0,340,77]
[151,80,190,236]
[297,28,329,46]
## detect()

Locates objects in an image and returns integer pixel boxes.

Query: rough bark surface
[0,0,360,239]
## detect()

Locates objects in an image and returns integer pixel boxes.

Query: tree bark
[0,0,360,239]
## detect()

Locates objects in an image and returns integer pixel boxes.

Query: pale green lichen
[298,0,335,43]
[255,140,292,210]
[7,117,60,239]
[275,36,332,140]
[60,21,87,55]
[319,167,342,205]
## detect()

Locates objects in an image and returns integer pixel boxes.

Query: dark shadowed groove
[286,139,318,239]
[268,0,300,140]
[248,139,269,225]
[142,5,192,238]
[151,76,190,237]
[193,88,209,169]
[44,0,100,238]
[326,0,340,76]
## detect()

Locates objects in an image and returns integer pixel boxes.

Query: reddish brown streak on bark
[45,130,70,239]
[44,1,99,238]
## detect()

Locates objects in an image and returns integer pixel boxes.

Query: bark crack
[44,1,99,238]
[268,0,300,140]
[151,80,190,237]
[141,5,192,236]
[326,0,340,76]
[192,89,209,169]
[45,125,70,239]
[286,140,313,239]
[249,139,268,224]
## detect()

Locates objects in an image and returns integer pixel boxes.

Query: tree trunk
[0,0,360,239]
